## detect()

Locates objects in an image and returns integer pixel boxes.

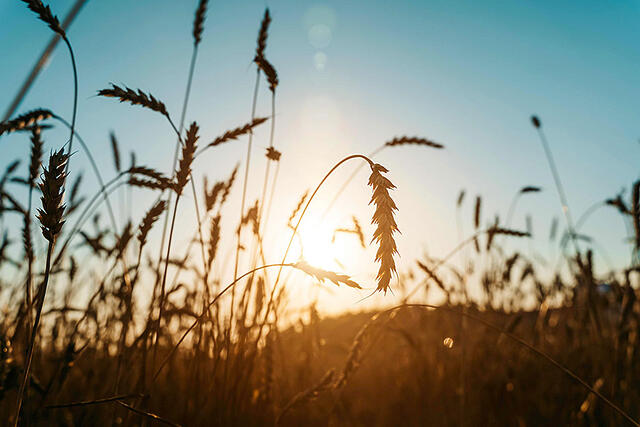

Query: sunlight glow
[298,218,345,269]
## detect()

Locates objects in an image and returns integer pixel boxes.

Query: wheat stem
[256,155,374,346]
[14,242,54,426]
[151,262,294,383]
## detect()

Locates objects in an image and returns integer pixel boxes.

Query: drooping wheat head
[255,56,279,93]
[367,163,399,294]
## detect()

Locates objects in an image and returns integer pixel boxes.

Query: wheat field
[0,1,639,426]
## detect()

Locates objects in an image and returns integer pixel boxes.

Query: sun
[296,216,346,270]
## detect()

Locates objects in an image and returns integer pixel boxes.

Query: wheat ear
[0,109,53,136]
[15,148,68,425]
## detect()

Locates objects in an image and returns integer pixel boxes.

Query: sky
[1,0,639,314]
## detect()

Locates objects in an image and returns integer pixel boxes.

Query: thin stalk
[321,145,385,219]
[257,93,277,228]
[46,393,145,409]
[62,37,78,170]
[24,185,34,358]
[14,242,54,426]
[152,195,181,373]
[151,262,294,383]
[534,126,580,256]
[233,69,261,284]
[247,92,277,296]
[2,0,87,121]
[51,117,132,288]
[153,43,199,317]
[222,69,261,402]
[257,155,374,346]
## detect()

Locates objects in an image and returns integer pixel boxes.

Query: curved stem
[62,37,78,168]
[258,155,374,342]
[151,262,294,383]
[51,117,132,288]
[575,201,605,231]
[321,145,385,220]
[53,116,119,233]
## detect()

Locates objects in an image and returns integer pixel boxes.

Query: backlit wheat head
[37,149,68,242]
[368,163,399,294]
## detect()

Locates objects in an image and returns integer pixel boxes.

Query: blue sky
[1,0,639,312]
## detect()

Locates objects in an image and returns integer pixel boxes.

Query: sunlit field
[1,1,639,425]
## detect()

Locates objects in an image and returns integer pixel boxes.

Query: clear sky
[1,0,639,313]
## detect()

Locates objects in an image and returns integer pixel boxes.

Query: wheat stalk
[322,135,444,220]
[531,114,579,255]
[153,122,199,371]
[15,148,68,425]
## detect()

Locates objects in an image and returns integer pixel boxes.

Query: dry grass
[0,2,639,426]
